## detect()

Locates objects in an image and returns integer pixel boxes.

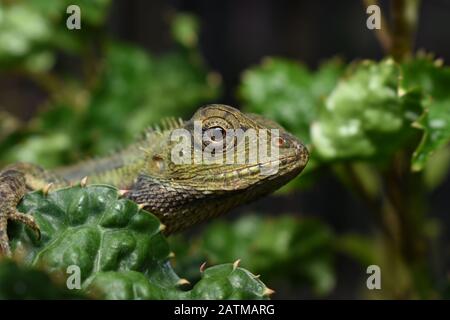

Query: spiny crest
[133,116,185,158]
[144,117,184,138]
[84,116,184,163]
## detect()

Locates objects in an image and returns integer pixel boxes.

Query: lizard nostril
[274,137,285,147]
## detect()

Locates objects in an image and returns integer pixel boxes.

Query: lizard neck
[55,144,149,189]
[55,129,174,189]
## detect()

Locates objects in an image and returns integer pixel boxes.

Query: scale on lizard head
[152,104,310,191]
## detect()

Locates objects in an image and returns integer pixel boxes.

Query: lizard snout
[292,139,309,168]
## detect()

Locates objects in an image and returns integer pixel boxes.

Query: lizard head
[136,104,309,232]
[163,104,309,194]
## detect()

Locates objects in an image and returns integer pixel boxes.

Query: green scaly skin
[0,105,309,256]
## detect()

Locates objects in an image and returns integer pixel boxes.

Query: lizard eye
[203,126,226,144]
[202,126,228,154]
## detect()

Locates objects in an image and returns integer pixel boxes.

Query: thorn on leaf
[232,259,241,270]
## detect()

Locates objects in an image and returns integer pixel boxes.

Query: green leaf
[9,185,268,300]
[401,56,450,171]
[311,59,422,161]
[188,264,268,299]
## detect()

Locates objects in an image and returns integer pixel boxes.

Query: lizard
[0,104,309,256]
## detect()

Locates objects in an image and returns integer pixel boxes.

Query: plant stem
[390,0,420,61]
[382,151,426,262]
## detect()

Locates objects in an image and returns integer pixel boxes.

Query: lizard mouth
[257,140,309,176]
[212,143,309,181]
[257,154,303,174]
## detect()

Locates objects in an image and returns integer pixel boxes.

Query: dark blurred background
[110,0,450,99]
[2,0,450,299]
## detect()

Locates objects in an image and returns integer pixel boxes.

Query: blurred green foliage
[0,5,220,167]
[72,43,220,156]
[311,59,421,160]
[170,215,335,296]
[0,0,111,70]
[0,259,85,299]
[401,55,450,171]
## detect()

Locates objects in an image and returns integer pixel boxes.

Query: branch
[390,0,421,61]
